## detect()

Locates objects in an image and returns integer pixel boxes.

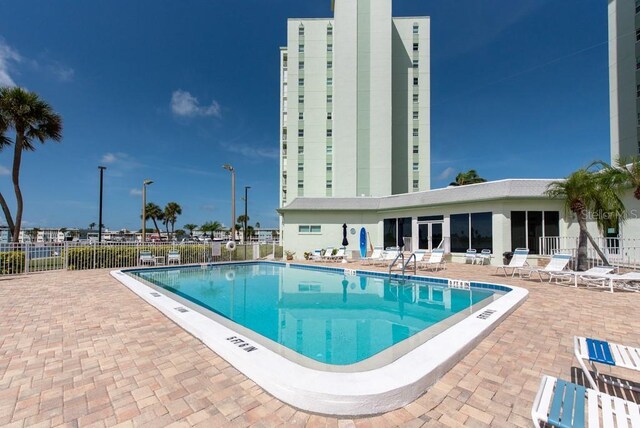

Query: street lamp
[98,166,107,243]
[222,164,236,243]
[244,186,251,259]
[141,179,153,243]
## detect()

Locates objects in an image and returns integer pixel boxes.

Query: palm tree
[0,115,14,234]
[183,224,198,236]
[0,87,63,242]
[613,156,640,200]
[163,202,182,239]
[89,222,96,230]
[200,221,222,238]
[255,222,261,229]
[545,167,625,270]
[449,169,487,186]
[143,203,164,238]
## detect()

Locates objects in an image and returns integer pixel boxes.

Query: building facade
[279,0,430,207]
[608,0,640,161]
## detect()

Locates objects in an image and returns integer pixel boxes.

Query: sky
[0,0,611,231]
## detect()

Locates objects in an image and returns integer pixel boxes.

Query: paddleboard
[359,227,367,258]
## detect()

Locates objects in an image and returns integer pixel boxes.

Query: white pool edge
[110,266,528,416]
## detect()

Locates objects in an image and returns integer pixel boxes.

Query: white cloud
[437,166,456,181]
[47,62,74,82]
[171,90,221,118]
[0,39,21,87]
[225,142,278,160]
[0,165,10,176]
[101,153,117,164]
[129,188,143,196]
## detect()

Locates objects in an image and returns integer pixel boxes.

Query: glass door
[418,222,443,251]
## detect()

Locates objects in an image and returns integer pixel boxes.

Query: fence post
[64,241,69,270]
[93,243,97,270]
[24,242,30,274]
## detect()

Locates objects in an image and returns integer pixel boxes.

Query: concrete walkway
[0,263,638,427]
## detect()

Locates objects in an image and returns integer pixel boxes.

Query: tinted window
[383,219,397,249]
[471,212,492,252]
[511,211,526,250]
[450,214,469,253]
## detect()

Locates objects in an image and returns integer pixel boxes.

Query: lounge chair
[139,250,156,266]
[327,247,346,262]
[167,250,181,265]
[531,375,640,428]
[574,336,640,393]
[308,249,323,261]
[320,246,335,261]
[464,249,477,264]
[548,266,615,287]
[495,248,529,277]
[516,253,572,281]
[474,249,492,265]
[606,272,640,293]
[377,247,401,266]
[419,249,445,271]
[400,249,427,272]
[362,246,383,265]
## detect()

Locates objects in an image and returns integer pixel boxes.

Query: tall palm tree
[163,202,182,239]
[200,221,222,238]
[0,115,14,235]
[614,156,640,200]
[183,224,198,236]
[0,87,63,242]
[89,222,96,230]
[545,167,625,270]
[144,203,164,238]
[449,169,487,186]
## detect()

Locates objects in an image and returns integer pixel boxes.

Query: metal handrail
[404,252,417,276]
[388,251,404,276]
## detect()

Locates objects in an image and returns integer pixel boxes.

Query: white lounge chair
[532,374,640,428]
[419,249,445,271]
[474,249,492,265]
[327,247,346,262]
[320,246,335,261]
[400,249,427,272]
[140,250,156,266]
[606,272,640,293]
[377,247,400,266]
[362,246,383,265]
[517,253,572,281]
[167,250,181,265]
[495,248,529,277]
[548,266,615,287]
[464,249,477,264]
[308,249,323,261]
[574,336,640,393]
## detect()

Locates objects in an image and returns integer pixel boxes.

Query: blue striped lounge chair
[574,336,640,392]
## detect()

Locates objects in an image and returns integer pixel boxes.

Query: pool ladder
[389,251,417,277]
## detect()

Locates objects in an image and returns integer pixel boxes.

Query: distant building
[279,0,430,207]
[608,0,640,160]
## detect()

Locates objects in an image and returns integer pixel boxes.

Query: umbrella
[342,223,349,246]
[342,278,349,303]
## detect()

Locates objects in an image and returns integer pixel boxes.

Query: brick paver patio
[1,262,639,427]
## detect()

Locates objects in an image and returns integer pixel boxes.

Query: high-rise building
[279,0,430,207]
[608,0,640,161]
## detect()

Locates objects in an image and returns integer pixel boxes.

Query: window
[637,57,640,70]
[637,84,640,98]
[297,180,304,189]
[326,180,332,189]
[413,59,419,68]
[637,0,640,13]
[413,24,419,34]
[326,145,333,155]
[298,112,304,120]
[413,77,419,86]
[413,111,419,120]
[327,61,333,69]
[413,94,419,103]
[412,162,419,172]
[510,211,559,254]
[327,77,333,86]
[327,44,333,52]
[298,45,304,53]
[326,129,333,137]
[413,145,419,154]
[297,162,303,172]
[298,25,304,36]
[298,146,304,154]
[327,111,333,120]
[383,217,412,249]
[298,129,304,137]
[413,43,419,51]
[327,25,333,36]
[299,61,304,70]
[413,128,419,137]
[637,29,640,42]
[451,212,493,253]
[298,224,322,233]
[298,95,304,104]
[413,179,419,189]
[299,78,304,86]
[327,95,333,103]
[326,163,332,172]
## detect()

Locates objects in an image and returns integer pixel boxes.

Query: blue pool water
[130,263,495,365]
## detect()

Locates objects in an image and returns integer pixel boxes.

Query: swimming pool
[113,262,528,415]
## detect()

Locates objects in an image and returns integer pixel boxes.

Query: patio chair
[320,247,335,261]
[574,336,640,393]
[139,250,156,266]
[464,249,477,264]
[516,253,572,281]
[419,248,445,271]
[495,248,529,277]
[361,246,383,265]
[167,250,181,265]
[531,374,640,428]
[377,247,400,266]
[327,247,346,262]
[400,249,427,272]
[548,266,615,287]
[605,272,640,293]
[308,249,323,261]
[474,249,492,265]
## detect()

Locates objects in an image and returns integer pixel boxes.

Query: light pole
[98,166,106,243]
[222,164,236,243]
[141,179,153,243]
[244,186,251,259]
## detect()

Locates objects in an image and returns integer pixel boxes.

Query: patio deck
[0,262,638,427]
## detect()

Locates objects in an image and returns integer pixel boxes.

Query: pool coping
[111,261,528,416]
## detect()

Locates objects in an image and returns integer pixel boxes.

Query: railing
[539,236,640,269]
[0,241,284,276]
